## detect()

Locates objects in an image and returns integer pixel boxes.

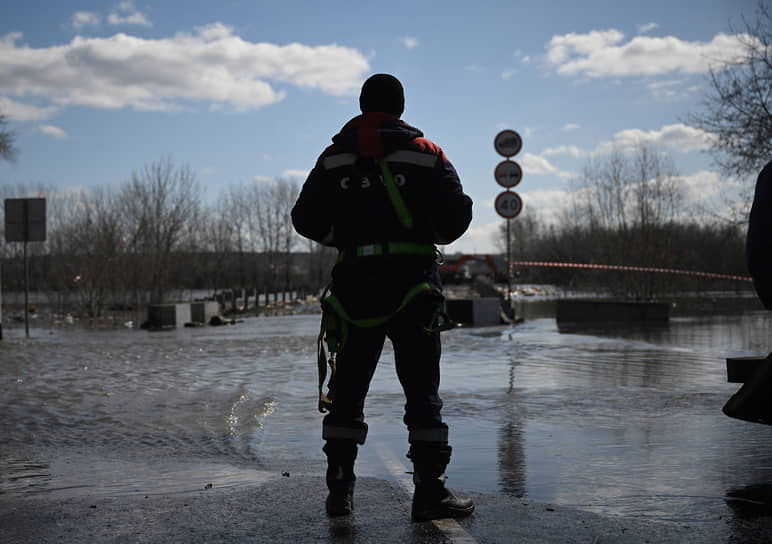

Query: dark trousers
[322,303,448,445]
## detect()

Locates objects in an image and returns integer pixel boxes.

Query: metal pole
[24,240,29,338]
[506,217,511,302]
[0,260,3,341]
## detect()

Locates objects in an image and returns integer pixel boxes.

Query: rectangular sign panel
[4,198,46,242]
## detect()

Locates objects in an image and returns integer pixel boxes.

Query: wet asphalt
[3,474,772,543]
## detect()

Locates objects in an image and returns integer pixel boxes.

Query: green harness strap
[316,281,455,413]
[377,158,414,230]
[326,281,437,330]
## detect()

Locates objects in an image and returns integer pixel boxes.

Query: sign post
[494,130,523,310]
[4,198,47,338]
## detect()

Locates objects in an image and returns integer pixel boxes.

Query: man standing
[292,74,474,521]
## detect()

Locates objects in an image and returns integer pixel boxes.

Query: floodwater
[1,295,772,529]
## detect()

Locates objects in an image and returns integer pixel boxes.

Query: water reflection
[2,305,772,538]
[478,306,772,533]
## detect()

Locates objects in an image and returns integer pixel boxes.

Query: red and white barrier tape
[509,261,753,282]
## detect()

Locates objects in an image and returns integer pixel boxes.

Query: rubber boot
[323,439,357,516]
[409,442,475,522]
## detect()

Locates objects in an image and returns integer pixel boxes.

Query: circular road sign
[495,191,523,219]
[495,160,522,188]
[494,129,522,157]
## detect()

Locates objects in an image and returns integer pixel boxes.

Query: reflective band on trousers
[409,427,449,443]
[323,424,368,445]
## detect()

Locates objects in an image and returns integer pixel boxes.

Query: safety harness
[316,158,454,413]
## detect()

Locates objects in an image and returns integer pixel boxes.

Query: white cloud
[676,169,722,205]
[521,189,573,223]
[562,123,580,132]
[400,37,419,49]
[0,96,59,121]
[547,30,751,77]
[514,49,531,64]
[281,169,310,179]
[72,12,100,30]
[478,197,494,209]
[547,29,623,65]
[542,145,583,158]
[646,78,701,102]
[610,123,716,153]
[444,220,501,254]
[519,152,558,175]
[451,169,735,254]
[637,22,659,34]
[108,1,152,27]
[0,25,370,115]
[39,124,68,139]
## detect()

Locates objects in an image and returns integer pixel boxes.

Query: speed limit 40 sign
[495,191,523,219]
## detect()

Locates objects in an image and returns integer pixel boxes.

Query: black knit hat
[359,74,404,117]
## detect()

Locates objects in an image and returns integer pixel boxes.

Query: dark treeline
[500,144,750,299]
[1,251,336,315]
[1,158,337,317]
[1,145,755,317]
[503,217,748,299]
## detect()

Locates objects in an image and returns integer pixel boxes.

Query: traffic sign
[494,191,523,219]
[5,198,46,242]
[494,129,522,158]
[494,160,522,188]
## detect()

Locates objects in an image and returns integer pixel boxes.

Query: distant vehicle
[439,254,509,284]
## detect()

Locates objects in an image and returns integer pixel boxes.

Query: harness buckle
[361,244,377,256]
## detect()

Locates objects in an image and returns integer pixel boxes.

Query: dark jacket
[747,160,772,309]
[292,112,472,319]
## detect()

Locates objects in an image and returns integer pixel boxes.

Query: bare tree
[119,158,201,304]
[0,113,17,162]
[574,148,631,234]
[49,188,124,316]
[202,193,238,295]
[228,183,252,288]
[568,143,684,298]
[571,144,681,231]
[688,2,772,179]
[248,178,299,293]
[630,144,682,229]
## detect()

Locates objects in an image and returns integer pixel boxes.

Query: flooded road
[1,298,771,529]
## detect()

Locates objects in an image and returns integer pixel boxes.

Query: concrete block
[146,303,192,329]
[556,299,669,323]
[191,301,219,325]
[445,298,502,326]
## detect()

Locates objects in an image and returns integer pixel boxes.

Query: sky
[0,0,764,254]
